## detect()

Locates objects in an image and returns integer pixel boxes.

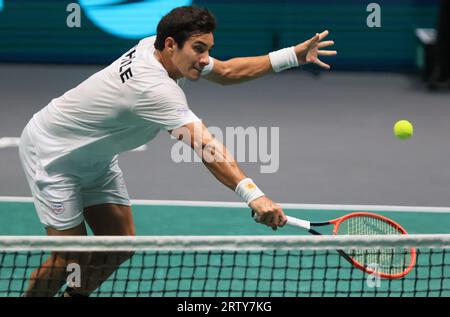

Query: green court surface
[1,198,449,297]
[1,199,450,235]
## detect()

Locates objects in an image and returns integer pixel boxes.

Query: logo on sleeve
[176,108,190,116]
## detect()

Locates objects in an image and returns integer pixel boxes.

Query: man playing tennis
[18,6,336,296]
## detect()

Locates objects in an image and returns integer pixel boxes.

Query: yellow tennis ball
[394,120,414,140]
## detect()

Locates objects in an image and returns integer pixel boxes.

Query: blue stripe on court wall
[0,0,440,70]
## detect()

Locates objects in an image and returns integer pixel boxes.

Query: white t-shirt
[28,36,214,170]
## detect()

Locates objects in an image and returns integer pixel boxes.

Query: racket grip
[286,216,311,230]
[251,210,311,230]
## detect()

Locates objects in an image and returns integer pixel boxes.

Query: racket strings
[339,216,412,275]
[341,216,402,235]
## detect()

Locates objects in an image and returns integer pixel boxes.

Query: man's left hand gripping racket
[252,210,416,279]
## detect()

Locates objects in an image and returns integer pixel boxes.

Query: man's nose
[199,53,210,66]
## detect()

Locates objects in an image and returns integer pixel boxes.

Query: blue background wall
[0,0,440,71]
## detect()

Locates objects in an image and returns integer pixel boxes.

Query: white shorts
[18,125,131,230]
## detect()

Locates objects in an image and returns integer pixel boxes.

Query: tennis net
[0,235,449,297]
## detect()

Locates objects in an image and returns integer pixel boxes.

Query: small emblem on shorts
[51,202,64,215]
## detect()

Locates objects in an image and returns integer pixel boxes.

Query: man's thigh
[83,204,135,236]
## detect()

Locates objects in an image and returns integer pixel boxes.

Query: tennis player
[18,6,336,296]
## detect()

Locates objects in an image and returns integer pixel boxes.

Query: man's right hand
[249,196,287,231]
[294,30,337,69]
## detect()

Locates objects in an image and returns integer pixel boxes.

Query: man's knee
[90,251,135,267]
[52,252,92,266]
[117,251,135,265]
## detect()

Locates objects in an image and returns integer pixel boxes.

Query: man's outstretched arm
[204,30,336,85]
[170,121,287,230]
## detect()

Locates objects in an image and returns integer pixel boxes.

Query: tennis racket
[252,210,416,279]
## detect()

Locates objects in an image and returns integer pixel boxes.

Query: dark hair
[154,6,216,50]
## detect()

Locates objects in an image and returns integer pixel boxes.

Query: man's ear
[164,37,177,53]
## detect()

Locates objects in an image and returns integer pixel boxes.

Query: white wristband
[268,46,299,72]
[235,178,265,204]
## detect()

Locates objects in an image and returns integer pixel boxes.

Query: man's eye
[194,46,205,53]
